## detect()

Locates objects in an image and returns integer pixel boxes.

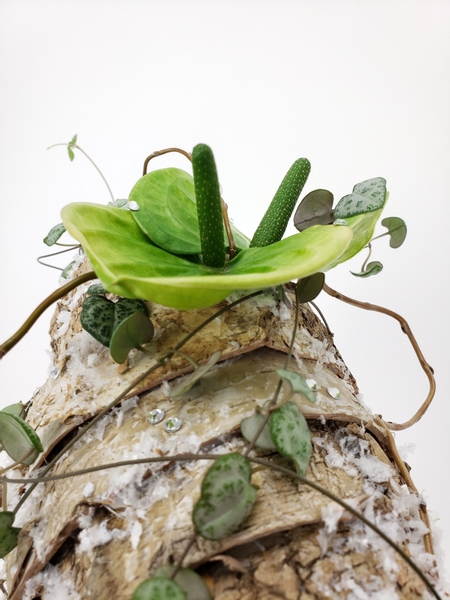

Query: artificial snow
[312,427,449,598]
[22,564,81,600]
[82,482,95,498]
[76,520,126,556]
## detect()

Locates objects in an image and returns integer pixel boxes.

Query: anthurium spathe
[61,199,353,309]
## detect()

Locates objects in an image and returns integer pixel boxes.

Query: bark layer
[4,264,442,599]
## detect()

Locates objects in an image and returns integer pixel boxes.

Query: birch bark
[4,261,441,599]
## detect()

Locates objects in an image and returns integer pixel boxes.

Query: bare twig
[0,271,97,358]
[142,147,192,175]
[323,283,436,431]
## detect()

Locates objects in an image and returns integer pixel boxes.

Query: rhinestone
[327,387,340,399]
[148,408,165,424]
[306,378,318,391]
[49,367,60,379]
[333,218,347,226]
[127,200,140,211]
[164,417,183,432]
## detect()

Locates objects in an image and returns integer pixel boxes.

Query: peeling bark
[4,262,444,599]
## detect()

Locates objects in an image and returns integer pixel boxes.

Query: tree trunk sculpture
[4,260,444,599]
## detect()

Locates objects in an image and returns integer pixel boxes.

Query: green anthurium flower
[61,200,353,309]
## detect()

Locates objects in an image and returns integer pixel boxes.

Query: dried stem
[0,271,97,358]
[323,283,436,431]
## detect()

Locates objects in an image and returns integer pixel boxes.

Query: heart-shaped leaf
[334,177,387,219]
[61,201,353,310]
[170,350,222,397]
[351,260,383,278]
[80,295,149,348]
[296,273,324,303]
[80,295,115,347]
[381,217,407,248]
[154,567,212,600]
[43,222,67,246]
[276,370,317,403]
[0,512,21,558]
[240,412,276,449]
[128,168,250,255]
[322,178,388,270]
[0,413,43,465]
[269,401,312,475]
[294,189,334,232]
[86,283,108,296]
[132,577,187,600]
[193,453,257,541]
[109,311,154,363]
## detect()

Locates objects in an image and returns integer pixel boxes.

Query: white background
[1,0,450,582]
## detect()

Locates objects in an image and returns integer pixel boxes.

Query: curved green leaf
[61,202,353,310]
[293,189,334,232]
[381,217,407,248]
[334,177,387,218]
[154,567,212,600]
[109,311,154,363]
[269,401,311,475]
[170,350,222,397]
[193,453,257,541]
[276,370,317,403]
[132,577,187,600]
[240,412,276,449]
[351,260,383,278]
[128,168,249,255]
[0,512,21,558]
[0,413,43,465]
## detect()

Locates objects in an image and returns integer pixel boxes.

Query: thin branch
[221,198,236,260]
[171,534,197,579]
[309,300,333,337]
[47,142,115,203]
[244,286,301,456]
[323,283,436,431]
[360,242,372,272]
[142,147,192,175]
[0,271,97,358]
